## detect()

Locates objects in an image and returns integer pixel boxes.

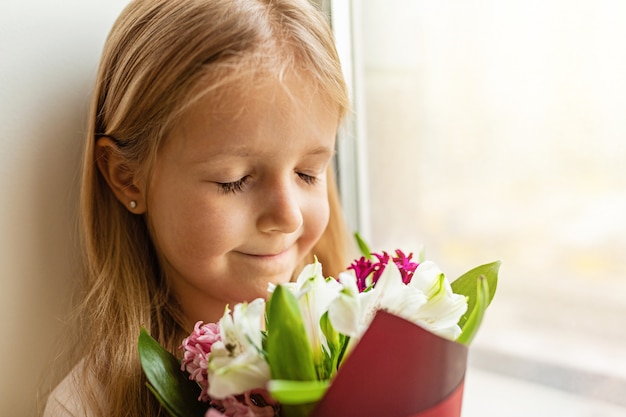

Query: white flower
[207,299,270,399]
[329,262,428,339]
[269,260,342,358]
[406,261,468,340]
[326,271,361,337]
[328,260,468,342]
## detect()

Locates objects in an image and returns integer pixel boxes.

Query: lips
[240,241,297,258]
[247,249,290,258]
[236,245,295,264]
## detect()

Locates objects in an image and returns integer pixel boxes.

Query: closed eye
[297,172,318,185]
[217,176,250,194]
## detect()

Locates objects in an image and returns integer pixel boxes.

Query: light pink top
[43,363,105,417]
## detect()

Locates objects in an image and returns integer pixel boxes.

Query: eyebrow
[306,146,336,157]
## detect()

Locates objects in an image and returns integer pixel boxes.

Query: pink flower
[208,389,279,417]
[180,321,221,402]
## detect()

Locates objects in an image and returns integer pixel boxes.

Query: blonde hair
[51,0,352,416]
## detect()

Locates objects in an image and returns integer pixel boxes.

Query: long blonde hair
[53,1,352,416]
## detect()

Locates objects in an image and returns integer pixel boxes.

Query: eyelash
[216,173,318,194]
[297,172,318,186]
[217,176,250,194]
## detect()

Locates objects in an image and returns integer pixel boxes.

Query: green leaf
[268,379,329,404]
[354,232,373,259]
[451,260,500,329]
[456,276,490,345]
[138,328,207,417]
[266,286,320,417]
[319,312,337,355]
[318,312,350,379]
[266,285,317,381]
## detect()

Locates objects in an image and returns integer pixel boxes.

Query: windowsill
[462,302,626,415]
[462,367,626,417]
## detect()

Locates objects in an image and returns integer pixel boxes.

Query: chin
[251,272,293,301]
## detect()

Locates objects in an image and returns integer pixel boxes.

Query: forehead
[209,69,335,114]
[185,70,336,125]
[161,71,340,160]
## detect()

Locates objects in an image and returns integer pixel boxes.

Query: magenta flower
[346,256,376,291]
[180,321,221,402]
[348,250,419,291]
[392,249,419,284]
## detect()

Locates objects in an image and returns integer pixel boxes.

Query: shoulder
[43,361,105,417]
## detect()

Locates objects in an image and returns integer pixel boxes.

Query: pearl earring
[129,200,137,209]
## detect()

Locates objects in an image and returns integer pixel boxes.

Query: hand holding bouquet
[140,237,499,417]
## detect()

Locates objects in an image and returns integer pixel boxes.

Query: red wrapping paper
[310,310,468,417]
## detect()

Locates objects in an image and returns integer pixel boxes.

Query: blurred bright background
[350,1,626,415]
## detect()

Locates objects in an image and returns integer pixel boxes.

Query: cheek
[302,189,331,245]
[148,191,228,263]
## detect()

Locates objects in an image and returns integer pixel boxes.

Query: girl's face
[147,74,339,324]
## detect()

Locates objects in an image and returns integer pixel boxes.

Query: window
[333,1,626,415]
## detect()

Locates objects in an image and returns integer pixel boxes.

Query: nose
[256,179,303,234]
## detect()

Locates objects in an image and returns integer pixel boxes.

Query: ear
[95,137,146,213]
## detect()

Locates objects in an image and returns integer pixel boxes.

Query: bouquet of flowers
[139,236,499,417]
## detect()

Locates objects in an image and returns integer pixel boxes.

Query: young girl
[42,0,352,416]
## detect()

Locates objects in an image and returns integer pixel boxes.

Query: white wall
[0,2,129,415]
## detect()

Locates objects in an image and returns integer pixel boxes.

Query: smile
[244,248,291,260]
[236,244,296,261]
